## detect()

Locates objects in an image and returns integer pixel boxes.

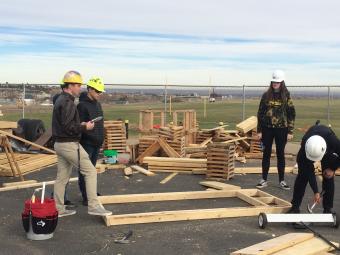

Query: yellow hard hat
[62,70,83,84]
[87,76,105,92]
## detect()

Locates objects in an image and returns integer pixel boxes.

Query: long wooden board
[231,233,314,255]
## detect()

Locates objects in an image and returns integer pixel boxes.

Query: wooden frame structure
[139,110,165,133]
[172,110,197,145]
[99,189,291,226]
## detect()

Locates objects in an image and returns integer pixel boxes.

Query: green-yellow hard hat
[87,76,105,92]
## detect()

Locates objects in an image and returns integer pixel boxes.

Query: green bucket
[103,150,118,157]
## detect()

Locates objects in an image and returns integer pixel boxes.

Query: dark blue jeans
[79,144,100,201]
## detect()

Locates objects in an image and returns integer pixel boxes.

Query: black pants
[79,144,100,202]
[261,127,288,182]
[291,151,334,210]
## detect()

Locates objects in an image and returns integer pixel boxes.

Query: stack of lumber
[206,143,236,181]
[138,136,158,156]
[143,156,207,174]
[249,129,262,153]
[158,126,184,140]
[196,130,214,144]
[231,233,339,255]
[103,120,127,153]
[137,137,180,163]
[236,116,257,134]
[184,146,207,158]
[0,153,57,177]
[158,126,185,157]
[166,137,185,157]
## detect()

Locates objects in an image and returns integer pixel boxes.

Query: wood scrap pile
[231,233,339,255]
[0,131,57,179]
[143,156,207,174]
[0,153,57,177]
[103,120,127,153]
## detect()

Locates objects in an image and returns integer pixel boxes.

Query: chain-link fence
[1,83,339,140]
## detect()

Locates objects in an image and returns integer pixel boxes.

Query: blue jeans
[79,144,100,201]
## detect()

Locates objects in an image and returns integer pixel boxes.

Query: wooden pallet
[206,143,236,181]
[0,153,57,177]
[99,188,291,226]
[103,120,127,153]
[231,233,339,255]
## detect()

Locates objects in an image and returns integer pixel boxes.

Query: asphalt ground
[0,158,339,255]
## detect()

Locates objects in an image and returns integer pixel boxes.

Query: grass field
[1,98,340,141]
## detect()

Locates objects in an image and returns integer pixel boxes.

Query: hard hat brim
[271,78,284,83]
[306,153,324,162]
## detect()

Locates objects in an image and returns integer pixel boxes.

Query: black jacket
[52,92,85,142]
[77,92,104,147]
[297,124,340,193]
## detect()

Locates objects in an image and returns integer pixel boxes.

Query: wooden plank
[199,181,241,190]
[0,177,78,192]
[143,157,206,163]
[3,180,37,187]
[158,137,180,158]
[272,237,339,255]
[222,137,248,144]
[103,206,289,226]
[136,141,161,163]
[130,165,155,176]
[99,190,239,204]
[236,116,257,133]
[234,167,294,174]
[236,191,269,207]
[231,233,314,255]
[0,130,55,154]
[0,121,17,129]
[160,173,178,184]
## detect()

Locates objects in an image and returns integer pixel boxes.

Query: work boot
[279,180,290,190]
[88,204,112,216]
[256,179,268,189]
[58,209,77,218]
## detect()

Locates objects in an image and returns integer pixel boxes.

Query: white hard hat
[271,70,285,83]
[305,135,327,161]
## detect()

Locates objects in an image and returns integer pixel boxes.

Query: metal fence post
[242,84,246,120]
[164,79,168,124]
[327,86,331,124]
[22,83,25,119]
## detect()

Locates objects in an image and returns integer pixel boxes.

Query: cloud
[0,0,340,83]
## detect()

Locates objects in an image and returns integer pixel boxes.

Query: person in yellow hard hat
[77,76,105,206]
[52,71,111,217]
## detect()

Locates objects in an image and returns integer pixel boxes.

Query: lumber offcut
[131,165,155,176]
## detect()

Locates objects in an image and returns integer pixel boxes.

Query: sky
[0,0,340,85]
